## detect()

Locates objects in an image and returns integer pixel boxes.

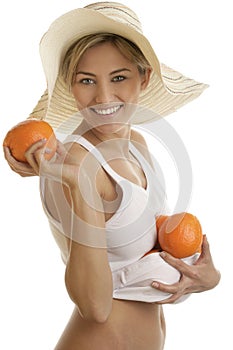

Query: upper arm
[48,143,112,320]
[69,167,107,249]
[64,163,113,322]
[49,141,107,247]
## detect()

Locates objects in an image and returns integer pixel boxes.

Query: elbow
[72,296,112,324]
[84,304,112,324]
[65,280,112,323]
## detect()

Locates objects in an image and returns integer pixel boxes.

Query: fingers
[3,146,36,177]
[24,139,48,175]
[159,251,198,278]
[24,139,76,184]
[151,281,186,304]
[151,236,220,304]
[194,235,212,265]
[55,140,67,155]
[152,280,180,294]
[25,139,47,157]
[200,235,210,257]
[3,145,12,160]
[150,252,199,304]
[3,146,21,168]
[3,146,17,171]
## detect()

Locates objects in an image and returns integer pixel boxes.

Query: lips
[90,104,123,117]
[82,102,136,128]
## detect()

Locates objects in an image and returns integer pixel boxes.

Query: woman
[3,3,220,349]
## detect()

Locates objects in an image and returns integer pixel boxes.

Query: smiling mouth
[90,104,123,116]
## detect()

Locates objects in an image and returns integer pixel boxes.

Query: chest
[109,157,147,189]
[97,157,147,221]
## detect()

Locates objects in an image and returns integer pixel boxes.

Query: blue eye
[112,76,125,82]
[81,78,95,85]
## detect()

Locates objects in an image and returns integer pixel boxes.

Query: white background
[0,0,232,349]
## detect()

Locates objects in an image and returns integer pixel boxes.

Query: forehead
[77,41,136,70]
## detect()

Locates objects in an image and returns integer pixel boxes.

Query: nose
[95,81,114,104]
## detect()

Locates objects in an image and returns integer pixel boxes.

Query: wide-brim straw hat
[30,1,208,133]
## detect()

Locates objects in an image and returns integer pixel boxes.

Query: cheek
[125,84,142,102]
[71,86,90,108]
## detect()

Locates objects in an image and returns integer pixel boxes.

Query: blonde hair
[61,33,151,89]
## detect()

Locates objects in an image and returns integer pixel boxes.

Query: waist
[69,300,165,350]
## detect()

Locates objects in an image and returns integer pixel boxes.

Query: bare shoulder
[130,129,154,167]
[130,128,147,145]
[63,141,90,164]
[63,141,105,197]
[45,140,106,224]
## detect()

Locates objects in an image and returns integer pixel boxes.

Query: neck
[76,120,132,157]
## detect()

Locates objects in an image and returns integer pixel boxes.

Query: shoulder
[63,141,90,164]
[130,128,154,167]
[64,141,102,175]
[130,128,147,145]
[63,141,106,197]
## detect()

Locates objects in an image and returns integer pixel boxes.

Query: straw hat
[30,1,208,133]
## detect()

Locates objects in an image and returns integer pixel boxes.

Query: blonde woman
[4,3,220,349]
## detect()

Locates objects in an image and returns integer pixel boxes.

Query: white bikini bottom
[112,252,199,303]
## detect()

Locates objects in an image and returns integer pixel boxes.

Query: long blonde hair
[61,33,151,89]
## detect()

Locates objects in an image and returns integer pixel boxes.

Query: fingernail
[152,282,159,288]
[160,251,166,258]
[45,148,52,154]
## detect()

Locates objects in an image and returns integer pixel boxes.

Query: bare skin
[54,301,165,350]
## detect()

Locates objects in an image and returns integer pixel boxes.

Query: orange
[157,212,203,258]
[156,215,168,231]
[142,216,168,257]
[3,119,57,163]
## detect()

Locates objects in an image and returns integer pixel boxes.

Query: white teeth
[93,105,121,115]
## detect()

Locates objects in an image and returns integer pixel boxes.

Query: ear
[140,68,152,91]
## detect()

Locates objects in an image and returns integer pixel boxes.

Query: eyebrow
[76,68,131,76]
[110,68,131,75]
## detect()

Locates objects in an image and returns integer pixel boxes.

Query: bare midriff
[54,299,166,350]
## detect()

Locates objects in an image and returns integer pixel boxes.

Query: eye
[81,78,95,85]
[112,75,126,82]
[76,77,95,85]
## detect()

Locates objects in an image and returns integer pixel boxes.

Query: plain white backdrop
[0,0,232,349]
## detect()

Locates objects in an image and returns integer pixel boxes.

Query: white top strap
[64,135,123,182]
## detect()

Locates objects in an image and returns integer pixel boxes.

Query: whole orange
[157,212,203,258]
[3,119,57,163]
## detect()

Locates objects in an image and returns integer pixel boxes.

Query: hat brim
[30,8,208,133]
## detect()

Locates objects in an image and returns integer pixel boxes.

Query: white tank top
[40,134,199,304]
[40,135,167,271]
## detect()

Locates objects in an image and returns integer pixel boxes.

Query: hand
[152,235,221,304]
[3,146,36,177]
[24,139,80,187]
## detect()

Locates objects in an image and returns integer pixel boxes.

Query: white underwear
[112,252,199,303]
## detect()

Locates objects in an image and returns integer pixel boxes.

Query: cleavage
[108,155,147,190]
